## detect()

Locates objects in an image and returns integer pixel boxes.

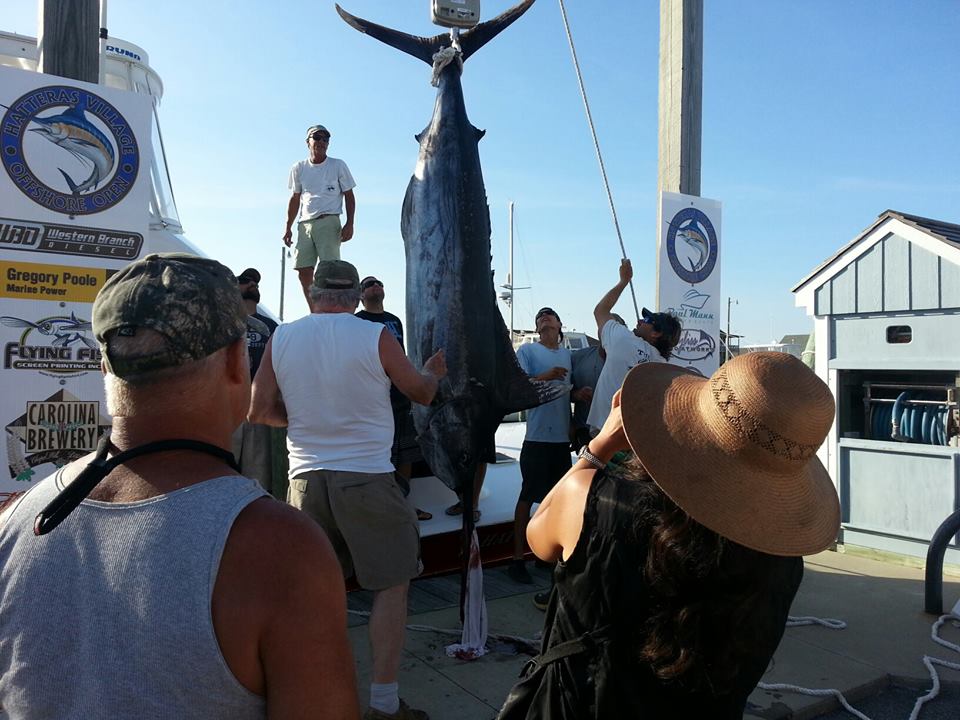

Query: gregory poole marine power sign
[0,66,153,498]
[656,191,722,376]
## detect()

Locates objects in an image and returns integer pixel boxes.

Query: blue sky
[7,0,959,343]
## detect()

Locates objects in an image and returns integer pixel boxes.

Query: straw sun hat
[620,352,841,557]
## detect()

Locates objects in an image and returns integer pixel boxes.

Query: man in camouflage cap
[0,253,359,718]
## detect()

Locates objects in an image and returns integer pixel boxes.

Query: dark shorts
[392,406,422,468]
[519,441,573,504]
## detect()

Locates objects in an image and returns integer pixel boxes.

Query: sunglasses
[310,133,330,141]
[361,279,383,290]
[237,276,258,285]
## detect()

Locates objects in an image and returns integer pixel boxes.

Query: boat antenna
[557,0,640,325]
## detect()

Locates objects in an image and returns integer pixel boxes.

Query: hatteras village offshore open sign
[0,64,152,497]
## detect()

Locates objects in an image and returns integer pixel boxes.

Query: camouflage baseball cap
[313,260,359,290]
[93,253,248,378]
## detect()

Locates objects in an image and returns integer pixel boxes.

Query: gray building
[793,210,960,564]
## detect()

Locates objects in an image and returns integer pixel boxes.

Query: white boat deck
[408,421,549,537]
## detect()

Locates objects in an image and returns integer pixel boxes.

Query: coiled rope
[758,611,960,720]
[556,0,640,325]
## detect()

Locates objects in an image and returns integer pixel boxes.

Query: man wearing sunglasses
[284,124,357,307]
[588,259,682,433]
[356,276,432,521]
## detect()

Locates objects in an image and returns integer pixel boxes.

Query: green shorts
[293,215,341,269]
[288,469,422,590]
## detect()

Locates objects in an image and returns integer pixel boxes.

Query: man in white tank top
[0,254,360,719]
[251,260,447,720]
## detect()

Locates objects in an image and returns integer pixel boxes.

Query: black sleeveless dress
[498,471,803,719]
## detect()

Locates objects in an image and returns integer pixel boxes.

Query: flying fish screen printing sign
[657,191,722,376]
[0,65,151,240]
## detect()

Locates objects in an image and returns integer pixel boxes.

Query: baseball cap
[313,260,360,290]
[535,306,562,325]
[235,267,261,284]
[93,253,248,378]
[306,124,330,140]
[641,307,682,348]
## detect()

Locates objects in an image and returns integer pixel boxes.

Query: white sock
[370,682,400,715]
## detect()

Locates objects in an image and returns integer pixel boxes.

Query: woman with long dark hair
[498,352,841,718]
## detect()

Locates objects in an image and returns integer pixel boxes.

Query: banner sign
[0,66,154,494]
[657,191,722,376]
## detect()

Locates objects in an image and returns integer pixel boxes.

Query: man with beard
[234,267,277,492]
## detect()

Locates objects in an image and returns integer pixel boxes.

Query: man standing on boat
[250,260,446,720]
[507,307,577,585]
[0,253,359,719]
[588,259,682,433]
[356,275,432,521]
[283,124,357,307]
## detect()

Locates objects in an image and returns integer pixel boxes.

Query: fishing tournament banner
[0,65,153,497]
[656,191,722,377]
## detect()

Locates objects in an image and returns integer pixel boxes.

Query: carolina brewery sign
[657,192,722,376]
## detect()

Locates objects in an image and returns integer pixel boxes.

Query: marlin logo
[1,85,140,215]
[665,207,718,284]
[0,313,96,349]
[27,105,115,195]
[677,225,709,273]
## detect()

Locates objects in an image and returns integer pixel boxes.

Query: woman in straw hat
[498,352,841,719]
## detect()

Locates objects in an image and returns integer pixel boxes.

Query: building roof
[792,209,960,293]
[779,334,809,346]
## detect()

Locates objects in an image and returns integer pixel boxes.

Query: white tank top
[272,313,394,475]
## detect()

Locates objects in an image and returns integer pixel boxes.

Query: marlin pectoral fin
[458,0,536,61]
[474,127,486,142]
[336,4,448,65]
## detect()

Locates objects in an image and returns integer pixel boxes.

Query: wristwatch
[577,444,606,470]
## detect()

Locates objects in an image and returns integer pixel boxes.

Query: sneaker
[532,590,550,611]
[363,698,429,720]
[506,559,533,584]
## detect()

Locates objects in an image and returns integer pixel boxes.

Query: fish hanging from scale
[337,0,566,504]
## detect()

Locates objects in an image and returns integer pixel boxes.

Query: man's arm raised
[594,259,633,336]
[379,329,446,406]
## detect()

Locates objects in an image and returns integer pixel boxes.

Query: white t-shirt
[271,313,393,475]
[587,319,665,431]
[288,157,356,219]
[516,342,572,443]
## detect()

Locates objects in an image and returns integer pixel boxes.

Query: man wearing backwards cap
[284,124,357,308]
[0,253,359,718]
[251,260,446,720]
[588,258,682,433]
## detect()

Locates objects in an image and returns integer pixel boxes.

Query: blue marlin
[337,1,562,503]
[677,225,709,273]
[28,105,115,195]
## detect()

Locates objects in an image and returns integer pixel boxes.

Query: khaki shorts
[288,470,422,590]
[293,215,341,269]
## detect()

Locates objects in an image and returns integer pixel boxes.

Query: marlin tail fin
[336,0,535,65]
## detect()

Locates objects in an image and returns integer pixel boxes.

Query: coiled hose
[874,392,953,445]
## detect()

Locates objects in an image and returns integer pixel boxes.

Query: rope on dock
[758,610,960,720]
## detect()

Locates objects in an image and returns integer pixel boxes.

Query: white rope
[431,46,462,87]
[757,612,960,720]
[556,0,640,325]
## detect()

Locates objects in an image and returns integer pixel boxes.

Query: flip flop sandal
[416,508,433,521]
[445,502,463,516]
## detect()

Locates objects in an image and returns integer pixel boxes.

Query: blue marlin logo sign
[1,86,139,215]
[665,207,718,284]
